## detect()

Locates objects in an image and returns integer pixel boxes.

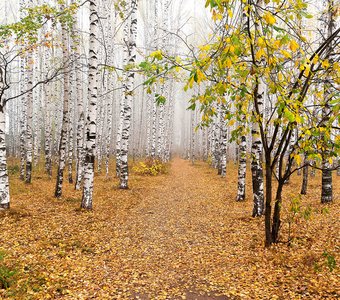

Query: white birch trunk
[25,50,34,184]
[81,0,99,209]
[236,135,247,201]
[74,0,85,190]
[0,66,10,209]
[55,16,70,198]
[251,80,264,217]
[119,0,138,189]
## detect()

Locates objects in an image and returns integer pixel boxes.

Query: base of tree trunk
[0,203,10,209]
[119,185,129,190]
[236,196,245,202]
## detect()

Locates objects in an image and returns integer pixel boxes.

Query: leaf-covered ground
[0,158,339,299]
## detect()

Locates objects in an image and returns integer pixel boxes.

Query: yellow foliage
[281,50,292,59]
[255,48,266,60]
[132,159,167,176]
[289,40,299,52]
[263,11,276,25]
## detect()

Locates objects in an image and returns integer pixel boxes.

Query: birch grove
[0,0,339,249]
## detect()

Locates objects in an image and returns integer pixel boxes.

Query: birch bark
[81,0,99,209]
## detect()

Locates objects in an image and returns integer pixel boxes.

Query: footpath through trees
[0,158,339,298]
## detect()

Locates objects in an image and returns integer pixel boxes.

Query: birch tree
[81,0,99,209]
[118,0,138,189]
[55,8,70,198]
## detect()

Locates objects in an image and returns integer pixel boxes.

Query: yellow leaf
[196,69,206,83]
[199,44,211,51]
[294,154,302,166]
[322,59,330,69]
[263,12,276,25]
[258,37,266,48]
[226,57,232,68]
[228,119,236,126]
[255,48,266,60]
[188,76,194,89]
[150,50,163,60]
[278,73,283,81]
[281,50,292,59]
[289,40,299,52]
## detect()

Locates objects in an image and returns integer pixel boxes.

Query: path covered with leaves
[0,159,339,299]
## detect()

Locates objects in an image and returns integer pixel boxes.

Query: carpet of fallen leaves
[0,158,339,299]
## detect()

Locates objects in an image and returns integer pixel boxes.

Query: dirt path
[1,158,339,299]
[110,158,260,299]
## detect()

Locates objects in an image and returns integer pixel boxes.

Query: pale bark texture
[19,0,26,181]
[119,0,138,189]
[321,0,335,204]
[236,135,247,201]
[81,0,99,209]
[219,105,227,177]
[251,81,264,217]
[0,85,10,209]
[74,0,85,190]
[25,51,34,184]
[55,15,70,198]
[19,58,26,181]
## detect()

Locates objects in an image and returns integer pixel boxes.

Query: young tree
[174,0,340,246]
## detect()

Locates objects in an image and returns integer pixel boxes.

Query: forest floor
[0,158,339,299]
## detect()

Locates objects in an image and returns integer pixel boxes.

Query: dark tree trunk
[271,181,284,243]
[264,157,273,247]
[300,157,308,195]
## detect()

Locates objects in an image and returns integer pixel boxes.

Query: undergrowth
[132,158,168,176]
[0,250,16,290]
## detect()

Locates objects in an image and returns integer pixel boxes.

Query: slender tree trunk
[81,0,98,209]
[251,81,264,217]
[300,155,308,195]
[25,51,34,184]
[264,158,273,247]
[271,181,284,243]
[219,120,227,177]
[236,135,247,201]
[0,103,10,209]
[119,0,138,189]
[19,0,26,181]
[321,160,332,203]
[44,83,52,178]
[19,58,26,181]
[67,69,75,184]
[55,16,70,198]
[320,0,334,203]
[74,1,85,190]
